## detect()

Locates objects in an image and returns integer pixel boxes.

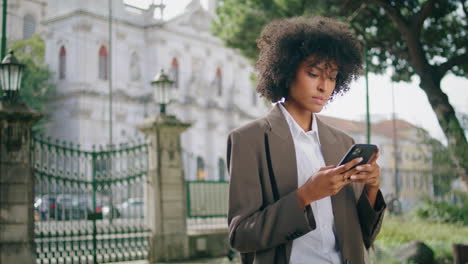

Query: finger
[342,168,359,180]
[368,148,380,164]
[349,172,371,181]
[333,157,363,174]
[319,165,336,171]
[355,164,373,173]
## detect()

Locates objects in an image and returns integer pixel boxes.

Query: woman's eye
[307,72,318,78]
[329,76,337,81]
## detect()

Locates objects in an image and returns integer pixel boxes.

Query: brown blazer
[227,105,386,264]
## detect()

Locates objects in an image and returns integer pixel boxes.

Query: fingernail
[350,175,357,180]
[356,166,362,170]
[357,157,363,162]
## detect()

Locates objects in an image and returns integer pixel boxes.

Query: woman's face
[286,56,338,113]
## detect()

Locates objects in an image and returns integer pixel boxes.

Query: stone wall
[0,102,41,264]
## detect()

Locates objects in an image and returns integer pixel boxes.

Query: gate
[32,135,150,263]
[186,180,229,234]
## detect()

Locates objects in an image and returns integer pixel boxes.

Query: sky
[127,0,468,144]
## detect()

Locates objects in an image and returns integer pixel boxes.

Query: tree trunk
[419,70,468,190]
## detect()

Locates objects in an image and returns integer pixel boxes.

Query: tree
[213,0,468,187]
[11,35,55,130]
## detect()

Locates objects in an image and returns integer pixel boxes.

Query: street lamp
[0,50,25,101]
[151,69,174,114]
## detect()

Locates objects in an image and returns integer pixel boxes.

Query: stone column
[0,101,42,264]
[137,114,191,263]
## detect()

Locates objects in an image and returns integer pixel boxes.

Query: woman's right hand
[296,157,363,207]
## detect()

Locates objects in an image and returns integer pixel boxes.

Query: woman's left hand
[349,148,381,191]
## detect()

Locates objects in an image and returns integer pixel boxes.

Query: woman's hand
[349,149,381,208]
[297,157,362,207]
[350,149,381,190]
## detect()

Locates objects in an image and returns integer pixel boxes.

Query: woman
[227,16,386,264]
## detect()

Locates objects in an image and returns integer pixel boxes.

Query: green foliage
[213,0,467,80]
[416,199,468,225]
[375,215,468,264]
[11,34,55,114]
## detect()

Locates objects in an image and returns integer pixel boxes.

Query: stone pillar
[137,114,191,263]
[0,101,42,264]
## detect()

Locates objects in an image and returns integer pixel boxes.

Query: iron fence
[32,135,150,263]
[186,180,229,234]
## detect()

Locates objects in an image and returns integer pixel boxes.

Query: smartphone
[338,144,377,170]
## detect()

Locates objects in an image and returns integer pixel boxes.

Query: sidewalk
[106,257,240,264]
[157,257,239,264]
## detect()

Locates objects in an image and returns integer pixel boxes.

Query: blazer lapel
[264,105,298,198]
[317,116,348,257]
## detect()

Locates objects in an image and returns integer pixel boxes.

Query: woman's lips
[311,96,325,105]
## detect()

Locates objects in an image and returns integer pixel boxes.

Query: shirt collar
[278,103,321,145]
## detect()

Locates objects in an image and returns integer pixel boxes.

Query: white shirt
[278,104,342,264]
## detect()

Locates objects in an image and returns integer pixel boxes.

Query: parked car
[96,201,120,219]
[35,194,137,220]
[116,198,144,218]
[54,194,89,220]
[35,194,96,220]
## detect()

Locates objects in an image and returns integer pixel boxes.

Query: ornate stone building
[5,0,268,181]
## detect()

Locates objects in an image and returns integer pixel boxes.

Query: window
[130,52,140,81]
[215,68,222,96]
[98,46,108,80]
[196,156,205,181]
[218,158,226,181]
[59,46,66,80]
[23,14,36,39]
[170,58,179,88]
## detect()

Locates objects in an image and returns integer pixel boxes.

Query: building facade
[5,0,268,181]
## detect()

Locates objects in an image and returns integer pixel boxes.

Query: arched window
[215,68,222,96]
[98,46,108,80]
[59,46,66,80]
[23,14,36,39]
[130,52,140,81]
[196,156,205,181]
[170,58,179,88]
[218,158,226,181]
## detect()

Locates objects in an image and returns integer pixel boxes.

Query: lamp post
[1,0,7,59]
[364,44,371,144]
[0,50,25,101]
[151,69,174,115]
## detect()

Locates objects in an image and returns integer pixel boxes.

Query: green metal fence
[32,135,150,263]
[186,181,229,234]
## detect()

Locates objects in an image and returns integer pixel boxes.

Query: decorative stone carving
[72,21,92,32]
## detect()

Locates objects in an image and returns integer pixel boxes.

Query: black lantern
[0,50,25,100]
[151,69,174,114]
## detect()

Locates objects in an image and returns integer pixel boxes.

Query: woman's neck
[283,102,314,132]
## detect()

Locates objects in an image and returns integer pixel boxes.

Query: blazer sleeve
[227,130,315,253]
[356,188,386,249]
[347,138,386,249]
